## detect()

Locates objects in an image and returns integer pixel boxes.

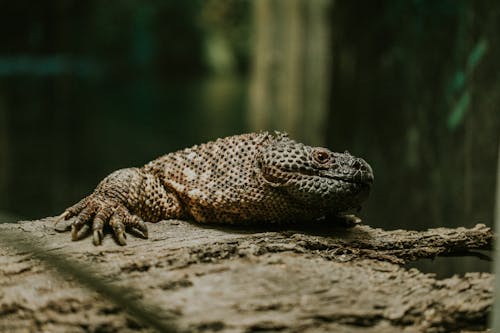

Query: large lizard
[56,132,374,245]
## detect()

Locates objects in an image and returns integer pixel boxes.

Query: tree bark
[248,0,333,146]
[492,141,500,331]
[0,218,493,333]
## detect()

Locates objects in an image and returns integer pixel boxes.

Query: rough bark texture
[0,218,493,333]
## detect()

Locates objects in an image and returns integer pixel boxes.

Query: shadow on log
[0,218,494,333]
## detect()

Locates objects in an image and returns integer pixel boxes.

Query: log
[492,142,500,330]
[0,218,493,333]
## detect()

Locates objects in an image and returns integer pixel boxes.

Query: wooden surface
[0,218,493,332]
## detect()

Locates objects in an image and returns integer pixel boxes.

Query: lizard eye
[313,149,330,164]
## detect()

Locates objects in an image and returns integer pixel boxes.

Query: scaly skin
[57,132,374,245]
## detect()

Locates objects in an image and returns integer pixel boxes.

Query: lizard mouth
[261,168,372,188]
[257,155,374,188]
[319,167,374,186]
[328,175,373,186]
[292,168,373,186]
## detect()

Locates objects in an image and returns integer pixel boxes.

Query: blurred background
[0,1,499,275]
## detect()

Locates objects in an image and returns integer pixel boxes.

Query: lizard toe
[110,212,127,246]
[125,215,148,239]
[55,197,89,227]
[91,206,114,245]
[67,197,90,219]
[70,206,96,241]
[91,216,104,246]
[106,207,149,244]
[336,213,363,228]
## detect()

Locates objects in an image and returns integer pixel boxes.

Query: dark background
[0,1,498,275]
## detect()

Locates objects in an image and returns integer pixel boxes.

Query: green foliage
[449,71,465,96]
[467,39,488,72]
[446,39,488,130]
[447,91,470,130]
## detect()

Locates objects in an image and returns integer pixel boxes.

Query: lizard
[56,132,374,246]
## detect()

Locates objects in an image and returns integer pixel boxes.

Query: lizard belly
[179,187,323,224]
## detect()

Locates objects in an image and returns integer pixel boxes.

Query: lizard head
[256,134,374,213]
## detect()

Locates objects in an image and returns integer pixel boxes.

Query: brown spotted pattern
[59,132,374,245]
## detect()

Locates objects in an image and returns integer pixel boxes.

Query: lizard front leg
[57,168,183,245]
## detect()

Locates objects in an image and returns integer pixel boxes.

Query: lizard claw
[116,232,127,246]
[137,222,148,239]
[93,229,104,246]
[92,216,105,246]
[72,224,91,240]
[54,211,70,226]
[130,216,148,239]
[110,214,127,246]
[337,213,362,228]
[70,224,78,240]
